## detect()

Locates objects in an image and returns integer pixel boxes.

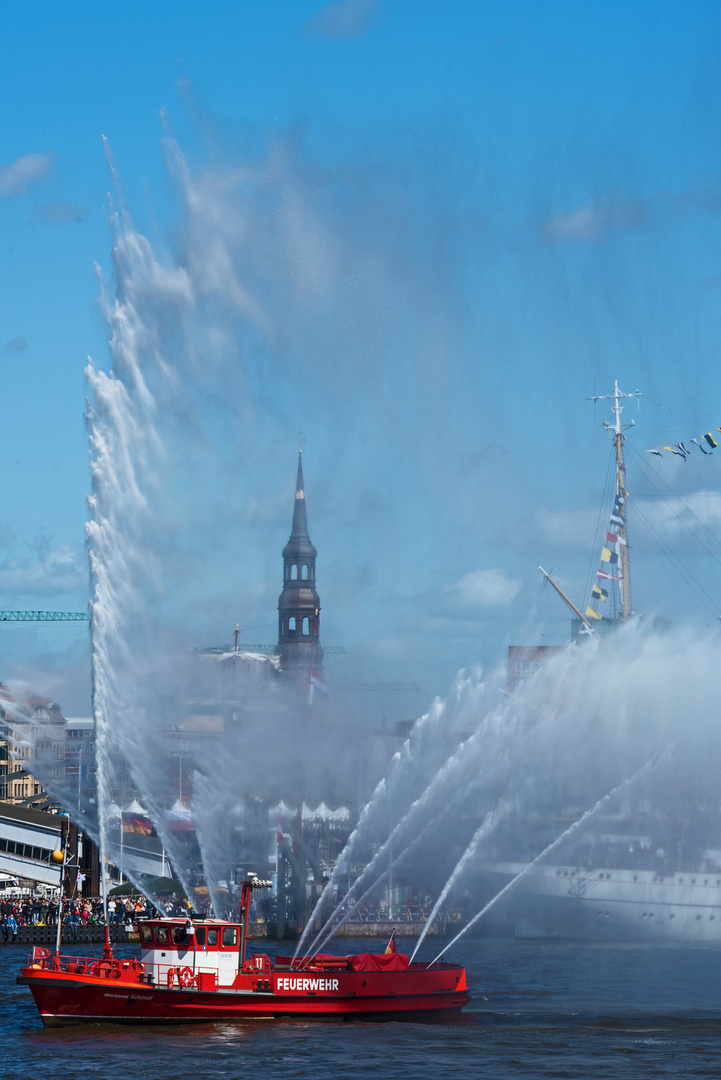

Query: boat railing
[25,951,248,991]
[346,906,452,924]
[26,953,149,983]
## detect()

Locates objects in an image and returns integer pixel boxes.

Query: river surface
[3,936,721,1079]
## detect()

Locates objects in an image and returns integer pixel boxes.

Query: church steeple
[277,451,323,675]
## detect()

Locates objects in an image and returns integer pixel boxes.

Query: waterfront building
[0,686,66,806]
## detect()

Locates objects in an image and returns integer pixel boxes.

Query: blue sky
[2,0,721,717]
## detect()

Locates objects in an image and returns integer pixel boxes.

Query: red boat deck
[18,947,468,1025]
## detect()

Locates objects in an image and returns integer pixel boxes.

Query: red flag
[31,946,51,962]
[384,929,396,954]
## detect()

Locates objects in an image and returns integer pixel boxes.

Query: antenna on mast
[585,381,642,621]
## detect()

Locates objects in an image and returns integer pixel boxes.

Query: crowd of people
[0,892,191,941]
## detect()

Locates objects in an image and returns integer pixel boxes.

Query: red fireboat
[17,875,469,1026]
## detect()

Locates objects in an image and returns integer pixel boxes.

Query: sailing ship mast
[587,381,641,622]
[539,381,641,633]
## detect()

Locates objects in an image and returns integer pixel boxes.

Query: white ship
[492,382,721,943]
[496,860,721,942]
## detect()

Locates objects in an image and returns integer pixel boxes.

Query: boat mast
[538,566,600,635]
[587,381,641,621]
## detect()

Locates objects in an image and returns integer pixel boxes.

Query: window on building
[288,617,296,632]
[301,564,308,580]
[291,564,298,580]
[302,617,309,635]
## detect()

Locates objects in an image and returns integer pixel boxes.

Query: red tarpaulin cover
[350,952,410,971]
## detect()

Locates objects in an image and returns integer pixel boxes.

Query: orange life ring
[178,966,195,988]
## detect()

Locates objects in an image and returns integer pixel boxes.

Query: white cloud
[640,490,721,536]
[0,152,55,198]
[2,337,28,354]
[541,195,645,242]
[305,0,378,39]
[540,182,721,245]
[31,200,90,225]
[443,568,520,610]
[532,506,598,548]
[0,544,87,597]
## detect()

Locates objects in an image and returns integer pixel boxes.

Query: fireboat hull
[18,963,469,1026]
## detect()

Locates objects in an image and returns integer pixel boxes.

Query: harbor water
[4,936,721,1078]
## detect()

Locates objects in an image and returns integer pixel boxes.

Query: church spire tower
[276,445,323,676]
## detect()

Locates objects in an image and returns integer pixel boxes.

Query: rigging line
[631,499,719,615]
[635,380,721,421]
[626,424,693,440]
[630,500,721,619]
[626,444,721,560]
[663,378,721,412]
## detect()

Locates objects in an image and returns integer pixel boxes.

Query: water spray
[428,746,673,966]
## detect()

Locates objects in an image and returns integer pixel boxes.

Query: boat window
[155,926,169,944]
[222,927,237,947]
[195,927,206,947]
[139,925,152,944]
[171,926,188,945]
[206,929,218,946]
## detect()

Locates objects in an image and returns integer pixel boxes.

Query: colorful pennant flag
[597,570,622,581]
[610,513,624,528]
[585,607,603,620]
[646,424,721,458]
[592,584,608,601]
[601,547,612,562]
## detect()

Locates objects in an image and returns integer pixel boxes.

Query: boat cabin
[139,918,269,990]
